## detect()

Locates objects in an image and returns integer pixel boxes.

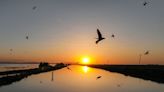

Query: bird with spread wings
[96,29,105,44]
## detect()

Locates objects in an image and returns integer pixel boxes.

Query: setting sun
[81,57,90,64]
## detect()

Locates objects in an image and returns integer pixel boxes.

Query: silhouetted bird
[143,1,148,6]
[96,29,105,44]
[10,49,13,52]
[144,51,149,55]
[96,76,102,79]
[117,84,121,87]
[32,6,37,10]
[111,34,115,38]
[26,36,29,40]
[9,49,13,55]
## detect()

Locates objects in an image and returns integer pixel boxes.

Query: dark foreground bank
[0,63,67,87]
[88,65,164,84]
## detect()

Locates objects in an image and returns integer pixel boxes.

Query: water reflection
[0,63,63,87]
[82,66,90,73]
[0,64,38,72]
[0,65,164,92]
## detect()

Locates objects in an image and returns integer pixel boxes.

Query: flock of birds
[8,1,150,84]
[9,0,150,54]
[93,1,150,81]
[95,28,149,54]
[94,28,149,80]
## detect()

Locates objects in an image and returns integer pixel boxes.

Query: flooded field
[0,65,164,92]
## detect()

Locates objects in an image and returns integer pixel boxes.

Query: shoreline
[0,63,67,87]
[87,64,164,84]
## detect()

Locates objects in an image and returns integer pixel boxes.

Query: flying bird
[9,49,13,55]
[144,51,149,55]
[32,6,37,10]
[111,34,115,38]
[26,36,29,40]
[96,76,102,80]
[143,1,148,6]
[96,29,105,44]
[117,84,121,87]
[10,49,13,52]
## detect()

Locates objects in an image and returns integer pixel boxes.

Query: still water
[0,64,38,72]
[0,65,164,92]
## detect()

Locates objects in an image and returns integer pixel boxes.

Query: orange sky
[0,0,164,64]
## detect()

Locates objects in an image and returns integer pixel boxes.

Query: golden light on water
[82,66,90,73]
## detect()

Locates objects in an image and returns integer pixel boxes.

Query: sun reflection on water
[82,66,90,73]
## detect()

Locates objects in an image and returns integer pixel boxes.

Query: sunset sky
[0,0,164,64]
